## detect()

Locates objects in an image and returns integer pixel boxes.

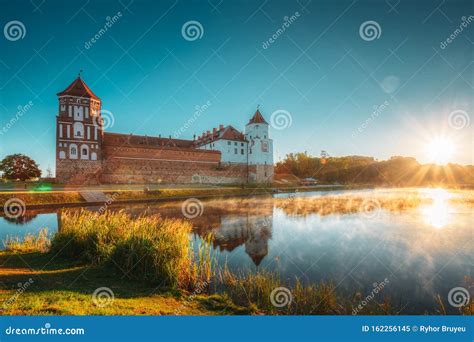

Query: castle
[55,76,274,185]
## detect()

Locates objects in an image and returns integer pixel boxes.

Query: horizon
[0,0,472,175]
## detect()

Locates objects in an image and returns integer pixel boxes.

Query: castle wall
[248,164,274,183]
[56,159,103,184]
[99,144,248,184]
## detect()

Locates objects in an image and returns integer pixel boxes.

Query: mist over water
[1,188,472,314]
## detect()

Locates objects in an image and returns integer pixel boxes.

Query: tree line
[275,153,474,186]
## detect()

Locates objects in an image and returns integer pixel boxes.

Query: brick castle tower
[55,75,103,184]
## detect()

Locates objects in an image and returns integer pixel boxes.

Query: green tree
[0,154,41,181]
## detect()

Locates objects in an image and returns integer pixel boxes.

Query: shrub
[51,210,200,289]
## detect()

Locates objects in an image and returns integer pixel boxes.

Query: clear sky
[0,0,472,175]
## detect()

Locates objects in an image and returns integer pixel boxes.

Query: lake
[1,188,472,314]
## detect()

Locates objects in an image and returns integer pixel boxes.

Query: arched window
[69,144,78,159]
[59,151,66,159]
[91,152,97,161]
[73,105,84,121]
[80,144,89,160]
[74,122,84,138]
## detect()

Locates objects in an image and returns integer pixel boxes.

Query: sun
[425,137,455,165]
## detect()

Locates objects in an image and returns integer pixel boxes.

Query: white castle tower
[245,109,274,183]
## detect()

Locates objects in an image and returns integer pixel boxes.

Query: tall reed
[51,210,200,289]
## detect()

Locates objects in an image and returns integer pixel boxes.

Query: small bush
[51,210,201,289]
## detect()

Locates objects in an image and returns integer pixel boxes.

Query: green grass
[51,210,212,289]
[0,252,247,315]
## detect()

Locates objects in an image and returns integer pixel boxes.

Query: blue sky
[0,0,472,174]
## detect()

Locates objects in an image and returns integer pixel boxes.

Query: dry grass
[3,228,51,253]
[274,194,425,216]
[51,210,211,289]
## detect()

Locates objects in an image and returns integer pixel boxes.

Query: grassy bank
[0,185,348,208]
[0,251,245,315]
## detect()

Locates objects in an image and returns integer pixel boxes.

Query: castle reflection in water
[202,215,272,266]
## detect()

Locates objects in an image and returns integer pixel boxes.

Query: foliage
[275,153,474,185]
[50,210,211,289]
[0,154,41,181]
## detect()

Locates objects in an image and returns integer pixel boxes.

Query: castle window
[234,142,237,146]
[241,143,244,146]
[73,105,84,121]
[234,148,237,154]
[241,149,244,155]
[59,151,66,159]
[80,144,89,160]
[227,141,231,145]
[69,144,78,159]
[264,135,267,139]
[73,122,84,138]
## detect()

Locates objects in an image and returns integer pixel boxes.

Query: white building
[194,109,274,183]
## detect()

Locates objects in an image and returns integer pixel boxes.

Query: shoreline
[0,185,349,211]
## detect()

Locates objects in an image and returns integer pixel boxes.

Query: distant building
[55,76,274,184]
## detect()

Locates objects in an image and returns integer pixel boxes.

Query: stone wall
[248,164,274,183]
[56,159,103,184]
[99,144,248,185]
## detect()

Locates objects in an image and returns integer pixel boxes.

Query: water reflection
[209,215,272,266]
[420,188,452,228]
[1,188,472,313]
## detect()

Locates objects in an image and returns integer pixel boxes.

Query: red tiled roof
[247,109,268,125]
[194,125,246,146]
[103,132,196,149]
[57,77,100,100]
